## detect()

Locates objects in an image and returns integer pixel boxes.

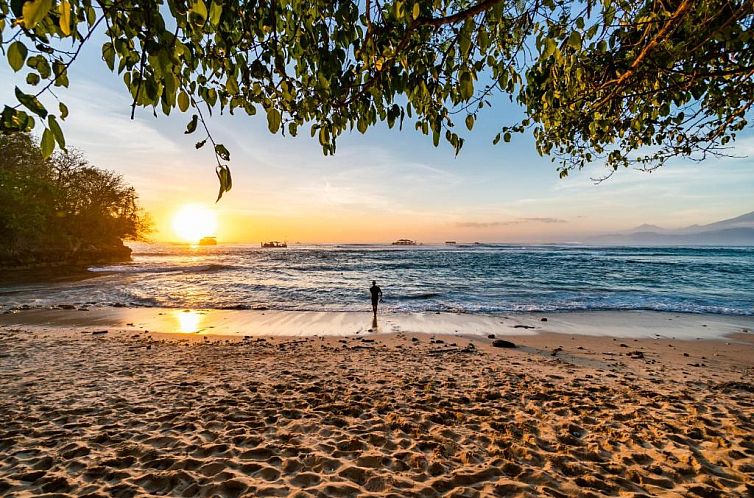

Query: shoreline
[1,308,752,340]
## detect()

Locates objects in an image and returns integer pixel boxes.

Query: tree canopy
[0,133,150,266]
[1,0,752,197]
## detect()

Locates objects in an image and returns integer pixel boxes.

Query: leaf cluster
[1,0,752,192]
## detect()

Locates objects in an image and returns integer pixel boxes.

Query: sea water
[1,244,752,315]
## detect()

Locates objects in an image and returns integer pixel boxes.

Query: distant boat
[198,236,217,246]
[261,241,287,248]
[392,239,417,246]
[445,241,457,245]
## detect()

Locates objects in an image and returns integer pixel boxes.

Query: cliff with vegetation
[0,134,149,271]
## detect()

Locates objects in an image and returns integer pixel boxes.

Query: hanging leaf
[185,114,198,134]
[48,115,65,147]
[7,41,27,72]
[58,0,72,36]
[177,91,190,112]
[209,1,222,26]
[190,0,208,24]
[214,143,230,161]
[15,87,47,118]
[215,165,232,202]
[18,0,53,28]
[195,139,207,149]
[102,42,115,70]
[59,102,69,120]
[266,107,281,133]
[40,127,55,158]
[52,60,69,87]
[567,31,582,50]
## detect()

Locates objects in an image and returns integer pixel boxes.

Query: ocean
[1,244,753,315]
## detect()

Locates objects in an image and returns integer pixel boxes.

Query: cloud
[457,217,567,228]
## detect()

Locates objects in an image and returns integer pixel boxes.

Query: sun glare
[172,204,217,243]
[175,310,203,333]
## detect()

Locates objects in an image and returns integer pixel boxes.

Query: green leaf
[465,114,474,131]
[8,41,27,72]
[15,87,47,118]
[412,2,420,20]
[503,132,511,143]
[102,43,115,71]
[191,0,208,24]
[460,72,474,100]
[567,31,582,50]
[215,165,232,202]
[19,0,52,29]
[40,128,55,158]
[185,114,198,134]
[542,37,556,58]
[209,1,222,26]
[48,115,65,148]
[52,60,69,87]
[177,91,190,112]
[58,0,72,36]
[26,73,40,85]
[267,107,281,133]
[195,139,207,149]
[214,143,230,161]
[59,102,69,120]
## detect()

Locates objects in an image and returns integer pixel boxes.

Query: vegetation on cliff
[0,133,150,268]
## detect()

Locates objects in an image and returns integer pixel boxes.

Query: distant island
[0,134,150,271]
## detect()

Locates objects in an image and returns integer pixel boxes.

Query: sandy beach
[1,311,753,497]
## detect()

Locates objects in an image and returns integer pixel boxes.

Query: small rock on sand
[492,340,516,348]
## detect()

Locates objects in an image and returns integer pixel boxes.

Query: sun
[172,204,217,243]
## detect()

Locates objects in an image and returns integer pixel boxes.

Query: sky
[2,32,753,244]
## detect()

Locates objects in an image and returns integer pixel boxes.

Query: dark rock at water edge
[0,240,132,275]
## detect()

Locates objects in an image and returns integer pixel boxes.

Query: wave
[90,263,236,274]
[396,292,443,300]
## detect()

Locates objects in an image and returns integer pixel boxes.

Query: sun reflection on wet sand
[175,310,203,333]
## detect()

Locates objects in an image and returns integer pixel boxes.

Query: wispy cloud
[457,217,567,228]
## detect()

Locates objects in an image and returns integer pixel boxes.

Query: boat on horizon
[198,236,217,246]
[445,241,457,245]
[392,239,417,246]
[261,241,287,248]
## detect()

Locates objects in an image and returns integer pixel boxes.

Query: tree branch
[418,0,505,27]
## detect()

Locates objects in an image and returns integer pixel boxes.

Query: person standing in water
[370,281,383,316]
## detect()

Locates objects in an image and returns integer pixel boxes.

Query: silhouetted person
[370,281,382,317]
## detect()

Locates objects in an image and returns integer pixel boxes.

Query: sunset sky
[3,33,753,244]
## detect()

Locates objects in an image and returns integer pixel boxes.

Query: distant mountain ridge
[682,211,754,233]
[589,211,754,246]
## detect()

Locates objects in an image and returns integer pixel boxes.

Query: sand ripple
[0,328,753,497]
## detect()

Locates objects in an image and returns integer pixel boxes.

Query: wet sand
[1,307,752,339]
[1,313,753,496]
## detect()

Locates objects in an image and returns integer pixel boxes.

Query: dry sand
[1,319,753,497]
